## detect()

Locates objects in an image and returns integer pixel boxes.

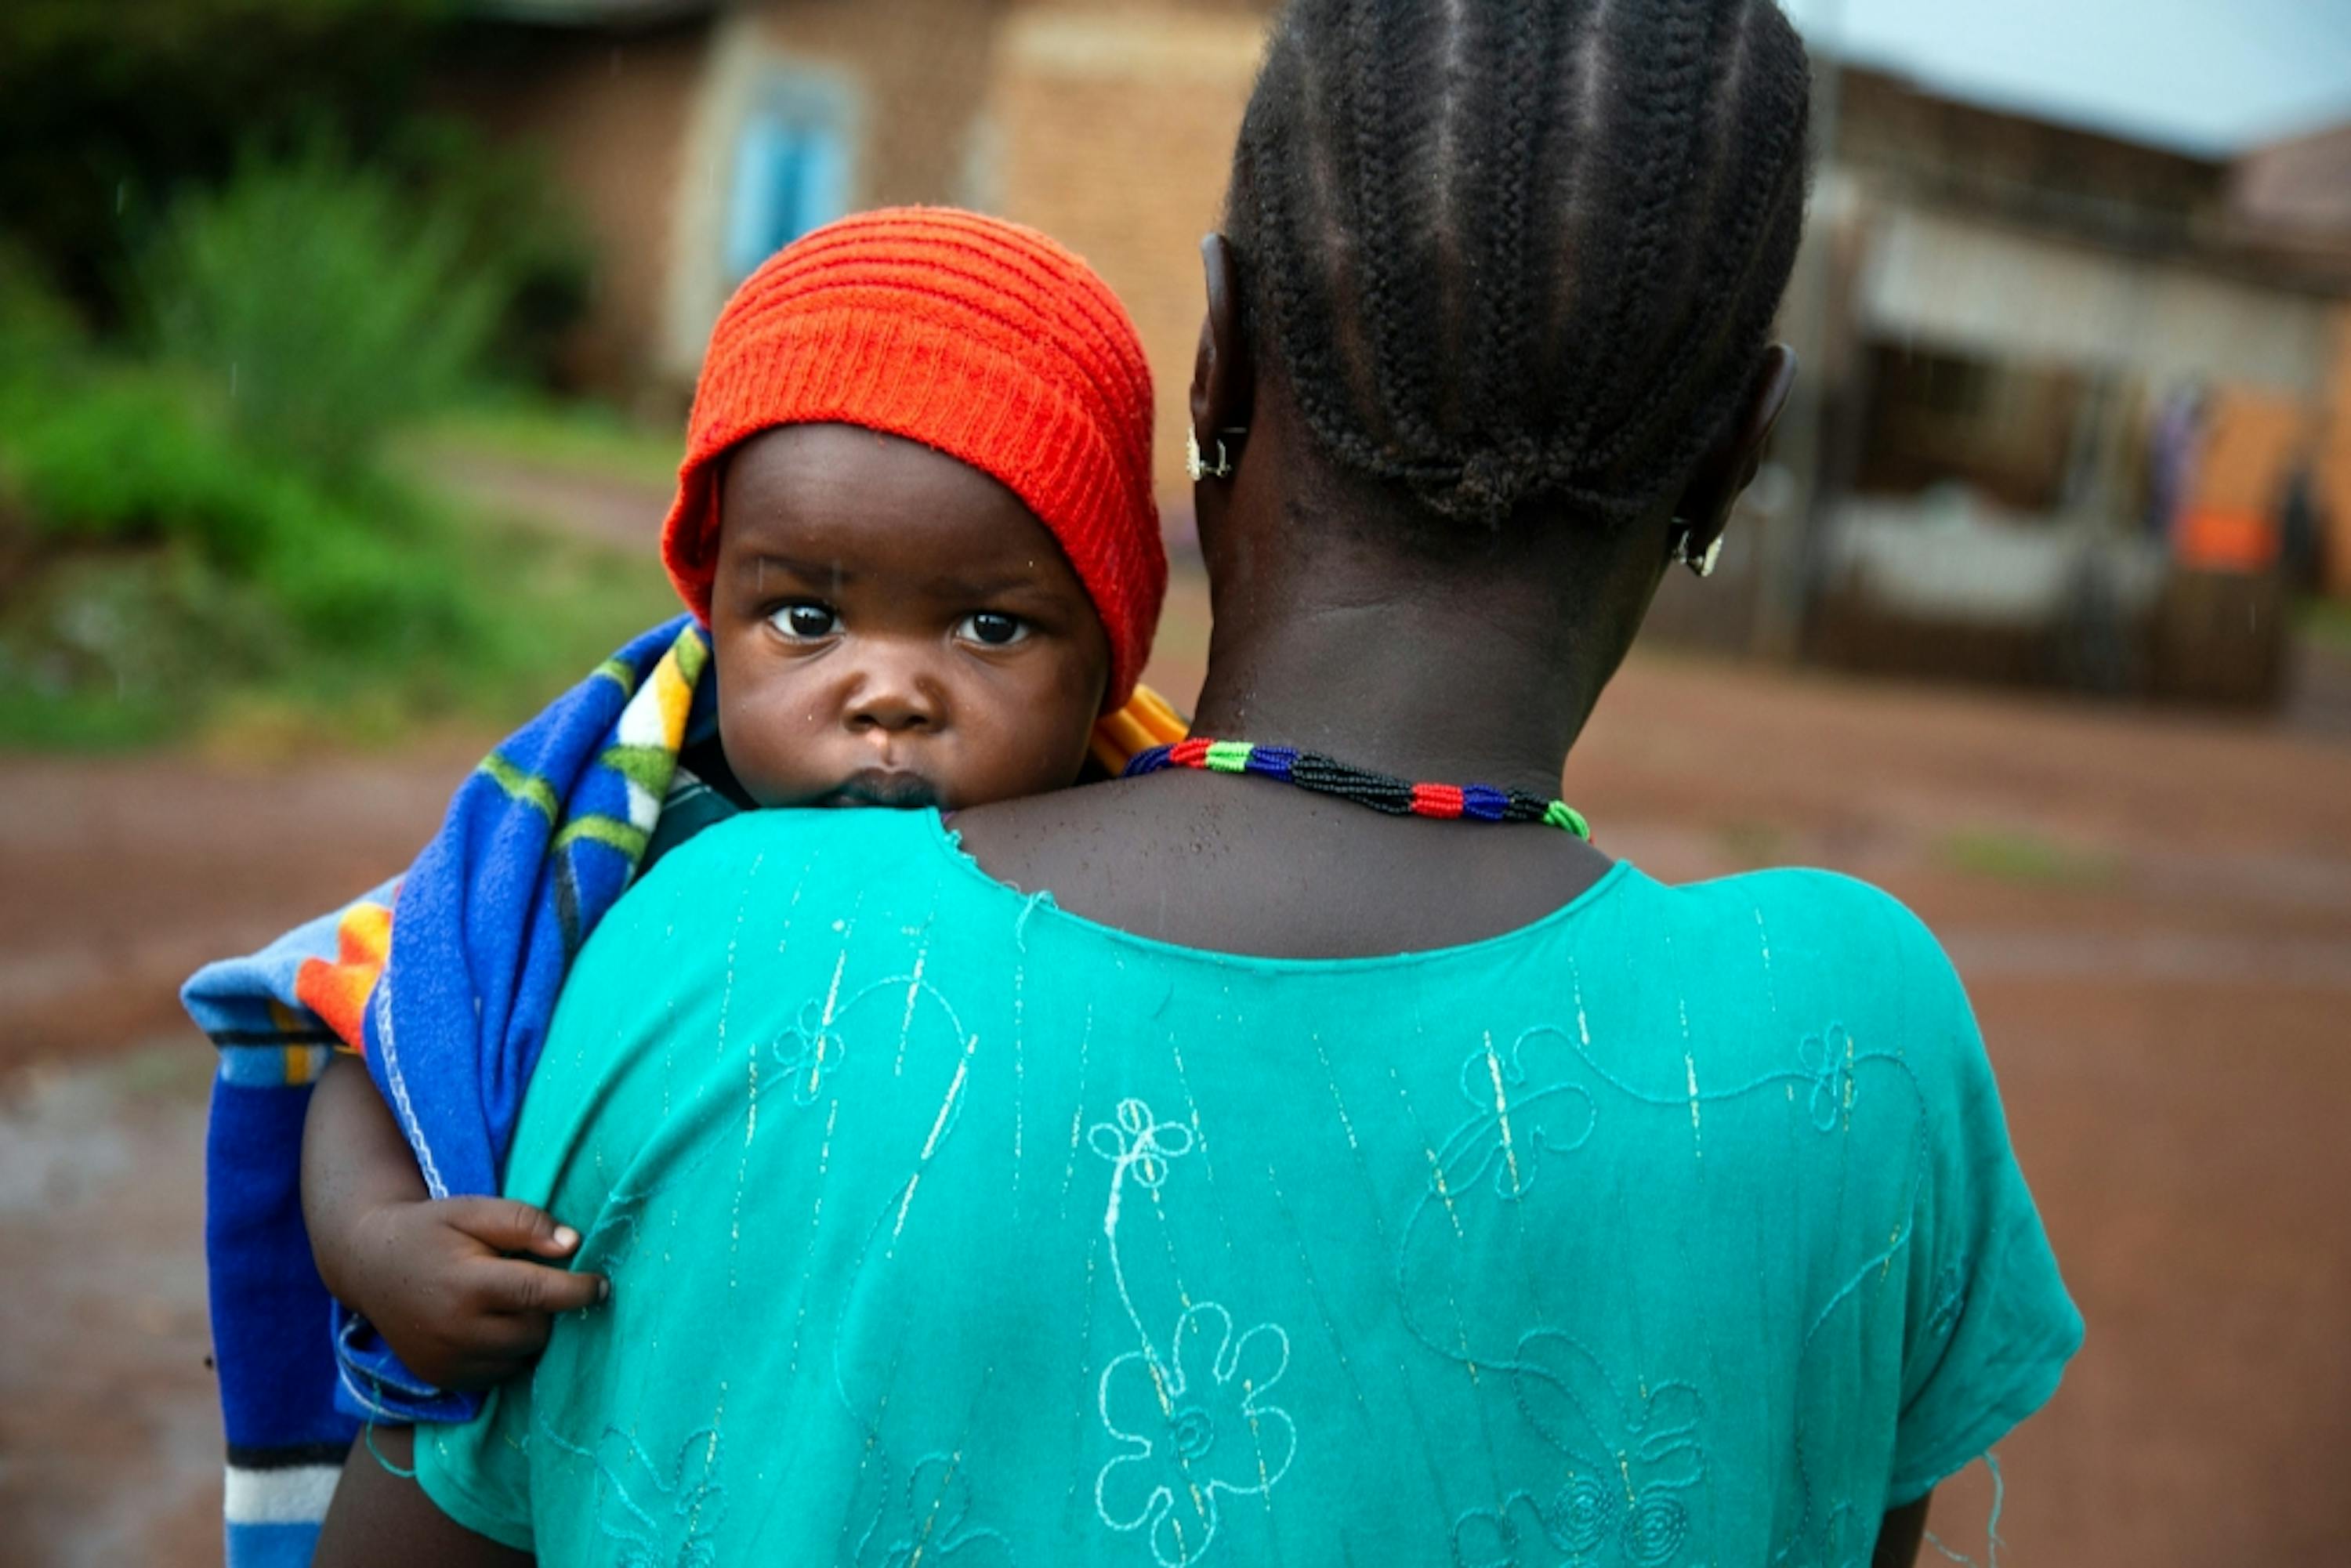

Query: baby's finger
[437,1197,582,1258]
[473,1257,610,1316]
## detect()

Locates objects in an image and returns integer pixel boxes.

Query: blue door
[725,81,855,281]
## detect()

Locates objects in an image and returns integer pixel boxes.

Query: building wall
[1835,68,2227,255]
[991,2,1274,504]
[440,0,1273,429]
[659,0,1010,378]
[2324,310,2351,598]
[1853,203,2338,399]
[432,24,711,391]
[2233,123,2351,238]
[745,0,1006,216]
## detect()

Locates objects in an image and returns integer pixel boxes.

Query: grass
[0,150,680,755]
[1,507,676,754]
[230,506,677,745]
[2300,596,2351,657]
[407,397,682,491]
[0,382,679,754]
[1936,827,2120,889]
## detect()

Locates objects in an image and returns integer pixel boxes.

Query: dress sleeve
[1883,911,2084,1505]
[413,1374,538,1552]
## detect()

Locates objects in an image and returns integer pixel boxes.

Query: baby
[274,209,1172,1414]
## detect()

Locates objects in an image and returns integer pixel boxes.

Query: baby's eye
[958,611,1029,647]
[768,602,839,640]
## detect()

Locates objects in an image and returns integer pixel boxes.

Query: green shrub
[145,145,505,479]
[0,255,672,752]
[0,246,84,393]
[387,115,597,386]
[5,371,292,567]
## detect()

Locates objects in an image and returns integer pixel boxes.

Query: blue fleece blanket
[179,615,708,1568]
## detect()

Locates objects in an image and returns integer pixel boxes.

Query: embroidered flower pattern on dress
[1452,1469,1671,1568]
[770,968,976,1107]
[1097,1303,1297,1568]
[1396,1025,1599,1367]
[772,996,851,1107]
[1448,1030,1599,1202]
[1088,1098,1195,1200]
[1799,1025,1858,1133]
[1089,1097,1295,1566]
[1511,1332,1708,1568]
[1451,1488,1558,1568]
[854,1452,1017,1568]
[536,1418,726,1568]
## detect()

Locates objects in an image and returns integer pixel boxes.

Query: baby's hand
[344,1197,609,1390]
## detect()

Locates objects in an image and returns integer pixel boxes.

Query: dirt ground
[3,570,2348,1566]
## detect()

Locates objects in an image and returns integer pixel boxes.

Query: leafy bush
[0,245,84,387]
[0,262,674,751]
[146,147,505,480]
[386,116,597,386]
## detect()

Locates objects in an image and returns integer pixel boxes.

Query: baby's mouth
[815,770,941,809]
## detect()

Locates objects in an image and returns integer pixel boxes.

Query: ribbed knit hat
[662,207,1164,709]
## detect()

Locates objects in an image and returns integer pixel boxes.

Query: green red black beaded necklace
[1123,737,1592,840]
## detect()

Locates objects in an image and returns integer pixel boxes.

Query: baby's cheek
[1002,652,1110,791]
[715,673,824,809]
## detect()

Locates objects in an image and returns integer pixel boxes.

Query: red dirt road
[4,625,2348,1566]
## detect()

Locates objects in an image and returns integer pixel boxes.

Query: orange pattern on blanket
[295,900,393,1053]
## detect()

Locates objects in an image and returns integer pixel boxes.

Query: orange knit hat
[662,207,1164,709]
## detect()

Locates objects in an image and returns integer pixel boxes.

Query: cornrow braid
[1227,0,1813,534]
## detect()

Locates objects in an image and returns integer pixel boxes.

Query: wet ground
[3,582,2348,1565]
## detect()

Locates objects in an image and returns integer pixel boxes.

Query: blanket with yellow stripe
[178,614,1181,1568]
[179,615,706,1568]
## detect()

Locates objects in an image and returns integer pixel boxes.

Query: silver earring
[1672,524,1721,578]
[1186,426,1233,482]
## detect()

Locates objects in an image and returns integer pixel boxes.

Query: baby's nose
[845,658,942,733]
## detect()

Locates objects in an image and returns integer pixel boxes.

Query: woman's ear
[1190,233,1254,443]
[1672,343,1798,557]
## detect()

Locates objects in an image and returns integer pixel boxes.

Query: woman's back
[417,809,2076,1567]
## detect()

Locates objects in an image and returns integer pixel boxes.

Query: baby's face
[709,424,1112,812]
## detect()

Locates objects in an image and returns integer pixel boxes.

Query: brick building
[438,0,1276,498]
[1657,60,2351,701]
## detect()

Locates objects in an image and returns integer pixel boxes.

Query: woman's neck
[1186,521,1608,798]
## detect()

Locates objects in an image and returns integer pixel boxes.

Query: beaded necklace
[1123,737,1592,840]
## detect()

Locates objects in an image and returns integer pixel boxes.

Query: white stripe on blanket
[224,1463,341,1525]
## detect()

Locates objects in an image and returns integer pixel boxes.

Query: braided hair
[1228,0,1812,531]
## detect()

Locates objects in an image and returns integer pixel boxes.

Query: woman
[319,2,2078,1563]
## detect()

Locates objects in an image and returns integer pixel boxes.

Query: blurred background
[2,0,2348,1563]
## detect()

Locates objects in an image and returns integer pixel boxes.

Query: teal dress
[417,809,2080,1567]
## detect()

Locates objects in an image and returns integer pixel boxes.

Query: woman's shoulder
[1646,863,1948,963]
[1621,863,1976,1046]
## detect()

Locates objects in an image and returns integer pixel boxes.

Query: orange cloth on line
[2174,508,2280,574]
[661,207,1165,711]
